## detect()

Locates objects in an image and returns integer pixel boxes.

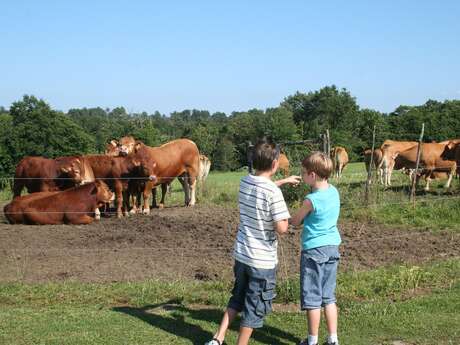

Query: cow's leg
[151,186,158,209]
[13,179,24,197]
[122,189,130,217]
[178,173,191,206]
[114,180,123,218]
[189,178,197,206]
[24,208,61,225]
[143,181,153,215]
[159,183,168,209]
[424,172,431,191]
[66,213,94,225]
[445,167,455,189]
[95,207,101,220]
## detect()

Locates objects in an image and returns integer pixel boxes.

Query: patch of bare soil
[0,205,458,283]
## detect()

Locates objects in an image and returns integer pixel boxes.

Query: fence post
[410,123,425,203]
[326,129,331,157]
[322,133,327,154]
[365,125,376,204]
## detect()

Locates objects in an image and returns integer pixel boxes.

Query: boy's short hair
[302,151,333,179]
[252,138,280,172]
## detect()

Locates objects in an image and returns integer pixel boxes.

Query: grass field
[1,163,459,344]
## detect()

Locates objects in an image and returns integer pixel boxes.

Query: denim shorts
[227,260,277,328]
[300,245,340,310]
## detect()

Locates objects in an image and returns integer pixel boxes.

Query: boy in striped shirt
[205,138,300,345]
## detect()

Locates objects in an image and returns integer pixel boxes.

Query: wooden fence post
[410,123,425,203]
[365,125,376,204]
[326,129,331,157]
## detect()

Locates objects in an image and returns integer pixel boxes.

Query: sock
[308,334,318,345]
[328,333,338,344]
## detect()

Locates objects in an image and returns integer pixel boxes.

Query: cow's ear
[447,141,455,150]
[134,141,142,152]
[110,140,118,147]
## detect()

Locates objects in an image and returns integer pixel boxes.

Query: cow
[13,156,94,197]
[278,153,290,177]
[83,153,157,218]
[393,142,457,191]
[198,154,211,184]
[330,147,349,179]
[379,140,418,186]
[4,180,114,225]
[105,140,121,156]
[134,139,200,213]
[363,148,384,184]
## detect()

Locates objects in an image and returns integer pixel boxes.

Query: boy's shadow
[113,300,300,345]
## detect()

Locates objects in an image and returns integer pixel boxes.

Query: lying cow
[13,156,94,197]
[330,147,349,178]
[4,180,114,225]
[363,148,384,184]
[393,142,457,191]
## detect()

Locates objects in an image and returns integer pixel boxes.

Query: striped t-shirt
[233,174,290,269]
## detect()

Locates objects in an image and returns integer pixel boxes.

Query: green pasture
[1,259,459,344]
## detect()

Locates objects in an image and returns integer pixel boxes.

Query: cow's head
[440,141,460,161]
[130,145,158,182]
[94,180,114,206]
[59,158,85,184]
[118,136,136,156]
[105,140,121,156]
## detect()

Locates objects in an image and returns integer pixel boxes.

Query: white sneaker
[204,339,222,345]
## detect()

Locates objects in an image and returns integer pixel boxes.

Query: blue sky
[1,1,459,115]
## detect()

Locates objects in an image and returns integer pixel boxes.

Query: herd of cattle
[4,137,211,225]
[357,139,459,190]
[3,136,460,225]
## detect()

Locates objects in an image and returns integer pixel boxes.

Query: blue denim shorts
[300,245,340,310]
[227,260,277,328]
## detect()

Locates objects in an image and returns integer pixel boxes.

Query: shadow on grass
[113,300,300,345]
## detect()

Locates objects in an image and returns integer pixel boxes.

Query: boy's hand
[276,175,301,187]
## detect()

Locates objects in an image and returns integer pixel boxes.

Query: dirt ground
[0,205,459,283]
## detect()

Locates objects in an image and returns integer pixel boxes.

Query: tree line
[1,85,459,179]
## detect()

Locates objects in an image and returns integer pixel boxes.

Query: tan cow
[134,139,200,213]
[393,142,457,191]
[379,140,418,186]
[363,148,384,184]
[198,154,211,184]
[330,147,349,178]
[278,153,290,177]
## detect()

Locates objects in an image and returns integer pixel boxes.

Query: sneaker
[299,340,316,345]
[204,339,222,345]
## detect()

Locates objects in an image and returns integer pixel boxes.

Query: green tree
[10,95,95,161]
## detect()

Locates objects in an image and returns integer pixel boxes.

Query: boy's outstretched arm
[275,175,301,187]
[290,199,313,227]
[274,219,289,235]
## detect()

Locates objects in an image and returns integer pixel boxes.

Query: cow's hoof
[143,208,150,215]
[158,204,164,209]
[95,216,101,221]
[123,212,129,217]
[117,213,123,219]
[129,209,137,214]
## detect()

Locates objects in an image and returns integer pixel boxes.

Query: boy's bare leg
[213,307,238,343]
[307,308,321,336]
[236,326,253,345]
[324,303,338,335]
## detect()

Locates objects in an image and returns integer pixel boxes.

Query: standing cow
[363,148,384,184]
[330,147,349,179]
[13,156,94,197]
[134,139,200,213]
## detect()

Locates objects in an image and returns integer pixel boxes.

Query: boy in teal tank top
[291,151,341,345]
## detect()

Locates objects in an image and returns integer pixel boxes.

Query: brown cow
[393,142,457,191]
[363,148,384,184]
[379,140,418,186]
[105,140,121,156]
[330,147,349,178]
[4,181,114,225]
[13,156,94,197]
[134,139,200,213]
[84,153,157,218]
[278,153,290,177]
